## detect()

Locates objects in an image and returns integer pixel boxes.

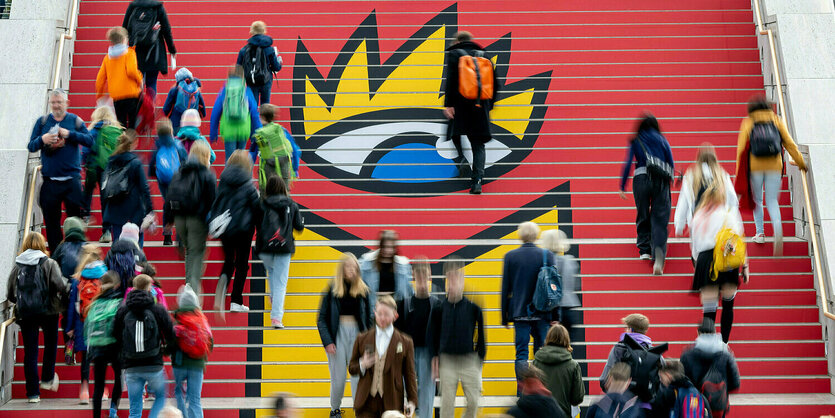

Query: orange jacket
[95,47,143,101]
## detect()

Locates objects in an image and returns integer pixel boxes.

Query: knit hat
[120,222,140,247]
[177,284,200,310]
[63,216,86,234]
[175,67,194,83]
[181,109,201,128]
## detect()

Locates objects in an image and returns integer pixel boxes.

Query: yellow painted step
[278,310,506,328]
[262,362,516,380]
[259,325,517,346]
[279,294,503,311]
[260,381,517,398]
[255,407,510,417]
[263,345,535,364]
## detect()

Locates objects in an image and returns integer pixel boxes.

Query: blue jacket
[65,278,88,352]
[148,135,188,181]
[102,152,153,227]
[28,113,94,179]
[162,77,206,130]
[620,128,674,191]
[209,82,262,143]
[501,243,555,324]
[359,250,414,310]
[235,34,283,82]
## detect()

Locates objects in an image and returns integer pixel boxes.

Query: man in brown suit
[349,295,418,418]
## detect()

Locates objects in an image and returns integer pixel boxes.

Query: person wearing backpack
[442,31,498,195]
[210,150,260,313]
[209,66,262,163]
[29,89,95,252]
[675,144,737,244]
[652,360,711,418]
[52,217,89,280]
[6,232,68,402]
[162,67,206,133]
[254,104,301,191]
[95,27,144,129]
[105,222,148,296]
[689,185,748,344]
[256,176,304,328]
[83,106,124,241]
[588,363,644,418]
[735,95,806,256]
[501,221,555,388]
[102,130,154,246]
[618,114,674,275]
[541,229,580,335]
[235,21,283,105]
[177,109,217,163]
[506,366,566,418]
[359,230,414,311]
[171,284,213,418]
[531,324,584,418]
[149,118,187,246]
[680,319,740,418]
[85,271,123,418]
[122,0,176,95]
[113,273,176,418]
[433,258,485,418]
[166,141,217,293]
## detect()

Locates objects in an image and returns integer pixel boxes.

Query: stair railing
[752,0,835,321]
[52,0,79,90]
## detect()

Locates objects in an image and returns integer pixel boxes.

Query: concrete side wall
[758,0,835,392]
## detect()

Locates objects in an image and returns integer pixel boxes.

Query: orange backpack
[457,49,494,103]
[78,278,101,321]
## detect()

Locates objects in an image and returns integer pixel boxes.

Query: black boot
[163,233,173,246]
[470,178,482,194]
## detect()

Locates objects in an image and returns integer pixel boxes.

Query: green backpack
[84,298,121,347]
[220,77,250,141]
[255,124,294,186]
[93,125,123,170]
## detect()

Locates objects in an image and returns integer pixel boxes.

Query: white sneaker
[230,303,250,312]
[99,231,112,243]
[752,233,765,244]
[27,396,40,403]
[39,373,59,392]
[639,253,651,260]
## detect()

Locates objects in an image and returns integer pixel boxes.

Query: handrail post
[51,0,80,91]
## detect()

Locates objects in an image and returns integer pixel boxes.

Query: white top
[376,324,394,356]
[674,163,739,236]
[689,205,744,260]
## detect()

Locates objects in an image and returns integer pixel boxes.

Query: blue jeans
[173,367,204,418]
[111,223,145,248]
[750,170,782,236]
[514,319,550,382]
[259,252,291,321]
[143,70,159,97]
[126,368,166,418]
[249,80,272,105]
[224,139,248,163]
[415,346,435,418]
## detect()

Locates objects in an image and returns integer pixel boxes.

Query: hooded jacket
[599,332,658,390]
[680,333,741,394]
[209,81,262,142]
[359,250,414,309]
[65,261,106,353]
[113,288,175,370]
[736,108,806,173]
[86,287,124,360]
[148,135,187,180]
[255,194,304,254]
[95,46,143,101]
[506,385,567,418]
[164,159,217,219]
[122,0,177,74]
[443,40,498,139]
[235,34,283,85]
[52,228,87,279]
[162,74,206,130]
[620,127,675,191]
[7,249,67,320]
[102,151,154,227]
[211,164,261,235]
[171,285,212,370]
[651,376,701,416]
[176,126,216,163]
[532,345,585,417]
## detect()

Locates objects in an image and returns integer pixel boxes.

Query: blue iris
[371,143,457,183]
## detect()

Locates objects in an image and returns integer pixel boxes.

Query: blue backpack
[174,80,200,113]
[672,386,710,418]
[155,142,181,184]
[531,249,562,312]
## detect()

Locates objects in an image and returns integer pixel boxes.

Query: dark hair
[454,31,473,43]
[519,365,547,384]
[273,392,293,412]
[698,318,716,335]
[747,95,772,113]
[659,359,685,380]
[636,113,660,134]
[265,176,288,197]
[156,118,173,137]
[375,230,399,273]
[259,103,276,123]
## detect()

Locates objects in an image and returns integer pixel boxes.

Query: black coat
[164,160,217,220]
[112,289,176,369]
[501,243,555,324]
[316,287,373,347]
[103,152,153,227]
[122,0,177,74]
[680,342,741,393]
[395,295,441,349]
[211,164,260,236]
[507,394,567,418]
[255,195,304,254]
[443,40,498,140]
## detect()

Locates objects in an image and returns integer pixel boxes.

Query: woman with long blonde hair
[85,106,124,242]
[317,252,373,416]
[674,143,738,238]
[102,130,154,246]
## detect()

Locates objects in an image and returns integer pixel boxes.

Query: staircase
[3,0,835,416]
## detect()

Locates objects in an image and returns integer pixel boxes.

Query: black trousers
[221,230,254,305]
[632,174,671,257]
[40,178,84,251]
[451,134,488,181]
[20,314,59,398]
[92,350,122,417]
[113,98,139,129]
[83,166,110,230]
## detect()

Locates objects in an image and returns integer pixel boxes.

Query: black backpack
[636,137,673,182]
[122,308,161,359]
[242,44,272,86]
[127,6,159,48]
[259,203,292,252]
[102,163,131,202]
[15,258,49,319]
[208,188,253,239]
[620,334,668,402]
[749,122,782,157]
[167,168,202,214]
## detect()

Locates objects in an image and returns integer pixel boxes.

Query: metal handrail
[22,166,41,234]
[0,315,16,376]
[51,0,80,90]
[752,0,835,321]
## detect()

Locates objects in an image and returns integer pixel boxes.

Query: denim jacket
[359,250,414,309]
